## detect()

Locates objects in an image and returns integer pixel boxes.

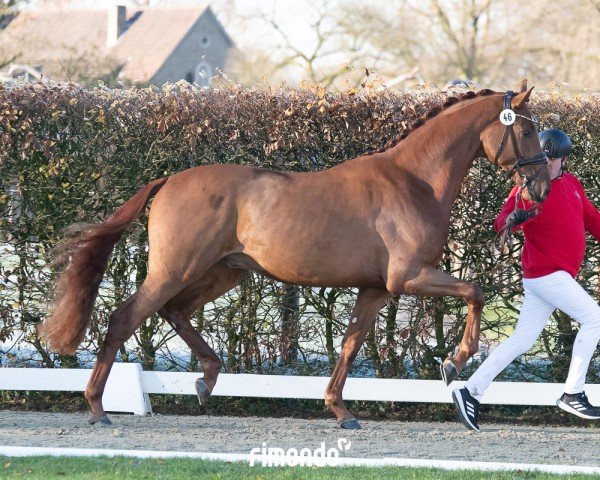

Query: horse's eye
[523,131,532,137]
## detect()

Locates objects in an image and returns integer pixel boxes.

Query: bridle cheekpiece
[494,90,547,188]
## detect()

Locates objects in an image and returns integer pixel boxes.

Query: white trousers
[466,270,600,401]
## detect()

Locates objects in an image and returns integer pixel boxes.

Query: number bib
[499,109,516,126]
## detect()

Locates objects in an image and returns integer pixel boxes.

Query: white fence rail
[2,364,597,415]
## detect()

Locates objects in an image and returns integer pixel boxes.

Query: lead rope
[494,186,540,256]
[494,190,519,255]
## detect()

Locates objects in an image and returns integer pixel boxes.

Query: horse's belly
[224,248,383,288]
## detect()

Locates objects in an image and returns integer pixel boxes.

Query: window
[194,61,212,87]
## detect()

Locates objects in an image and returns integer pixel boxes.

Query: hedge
[1,80,599,384]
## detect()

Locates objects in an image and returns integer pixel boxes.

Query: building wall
[151,9,232,86]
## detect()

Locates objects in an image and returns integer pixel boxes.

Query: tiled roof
[0,4,224,83]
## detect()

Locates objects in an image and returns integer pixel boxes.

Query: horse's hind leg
[159,262,246,405]
[85,279,181,425]
[160,309,220,405]
[324,287,389,429]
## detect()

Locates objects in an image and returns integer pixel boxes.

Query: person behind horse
[453,128,600,431]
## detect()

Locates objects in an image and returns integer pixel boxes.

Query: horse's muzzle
[527,183,550,203]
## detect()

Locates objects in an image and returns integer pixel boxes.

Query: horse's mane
[368,88,496,155]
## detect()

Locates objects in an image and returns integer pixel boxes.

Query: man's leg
[464,279,553,401]
[529,271,600,418]
[453,275,553,431]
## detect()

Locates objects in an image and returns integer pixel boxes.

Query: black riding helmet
[539,129,573,159]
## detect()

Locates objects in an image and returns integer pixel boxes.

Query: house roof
[0,4,232,83]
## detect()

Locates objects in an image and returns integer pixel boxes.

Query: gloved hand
[506,207,538,227]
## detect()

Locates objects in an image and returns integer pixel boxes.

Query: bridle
[493,90,548,255]
[493,90,547,189]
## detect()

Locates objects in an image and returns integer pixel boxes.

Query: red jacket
[494,172,600,279]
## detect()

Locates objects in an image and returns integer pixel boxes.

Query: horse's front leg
[390,264,484,385]
[324,288,389,429]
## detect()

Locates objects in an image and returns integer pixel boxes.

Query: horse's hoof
[195,378,212,406]
[339,418,361,430]
[441,358,458,385]
[88,414,112,426]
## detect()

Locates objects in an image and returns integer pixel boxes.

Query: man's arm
[494,194,517,233]
[494,186,537,233]
[581,187,600,241]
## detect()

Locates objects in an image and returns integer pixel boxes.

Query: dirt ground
[2,411,600,466]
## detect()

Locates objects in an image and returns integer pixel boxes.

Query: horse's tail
[38,177,170,355]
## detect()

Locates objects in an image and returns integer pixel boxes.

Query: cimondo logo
[248,438,352,467]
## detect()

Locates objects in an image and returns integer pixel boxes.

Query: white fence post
[103,363,151,415]
[0,364,151,416]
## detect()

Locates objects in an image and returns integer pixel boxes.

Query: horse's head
[481,80,551,203]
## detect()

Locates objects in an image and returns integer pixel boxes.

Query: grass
[0,456,598,480]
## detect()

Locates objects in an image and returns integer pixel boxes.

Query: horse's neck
[389,101,494,208]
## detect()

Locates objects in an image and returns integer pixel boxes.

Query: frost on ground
[1,411,599,466]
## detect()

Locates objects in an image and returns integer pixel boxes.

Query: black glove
[506,207,538,227]
[497,207,538,253]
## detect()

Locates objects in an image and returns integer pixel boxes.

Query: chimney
[107,5,126,47]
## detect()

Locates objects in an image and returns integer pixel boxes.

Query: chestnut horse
[39,80,550,429]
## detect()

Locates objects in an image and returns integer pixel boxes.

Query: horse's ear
[516,79,528,93]
[513,86,534,109]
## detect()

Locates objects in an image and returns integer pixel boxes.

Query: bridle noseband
[493,90,547,188]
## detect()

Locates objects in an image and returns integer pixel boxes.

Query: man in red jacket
[452,129,600,431]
